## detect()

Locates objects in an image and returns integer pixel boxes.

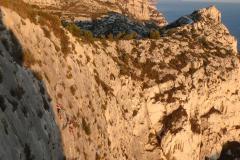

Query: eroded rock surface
[0,4,239,160]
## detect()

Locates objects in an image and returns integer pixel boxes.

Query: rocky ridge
[74,12,151,38]
[23,0,167,27]
[0,4,240,160]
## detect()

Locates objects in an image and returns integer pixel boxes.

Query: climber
[0,0,2,6]
[56,103,61,119]
[68,120,73,134]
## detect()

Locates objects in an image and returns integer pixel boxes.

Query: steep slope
[0,4,240,160]
[0,8,64,160]
[22,0,167,27]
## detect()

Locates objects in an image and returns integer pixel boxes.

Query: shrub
[123,33,134,40]
[191,27,196,34]
[161,28,166,35]
[23,50,36,69]
[82,118,91,135]
[65,23,82,37]
[68,101,73,109]
[133,32,138,39]
[119,64,130,76]
[119,53,130,64]
[84,31,93,43]
[150,30,160,39]
[181,29,188,36]
[115,33,123,40]
[94,70,113,96]
[33,71,43,81]
[107,34,113,40]
[42,26,51,38]
[149,40,157,54]
[167,29,174,37]
[202,36,209,47]
[73,121,80,128]
[101,104,107,111]
[38,11,61,30]
[70,85,77,95]
[57,93,63,99]
[59,29,71,57]
[3,0,37,23]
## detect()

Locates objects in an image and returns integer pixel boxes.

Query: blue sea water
[154,1,240,51]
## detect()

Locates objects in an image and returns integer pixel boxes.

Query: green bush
[115,33,123,40]
[33,71,43,81]
[84,31,93,43]
[38,11,61,30]
[23,50,36,69]
[181,29,188,36]
[150,30,160,39]
[3,0,37,23]
[161,28,166,35]
[82,118,91,135]
[167,29,174,37]
[191,27,196,34]
[123,33,133,40]
[65,23,82,37]
[42,26,51,38]
[70,85,77,95]
[107,34,113,40]
[202,36,209,47]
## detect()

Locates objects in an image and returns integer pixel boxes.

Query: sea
[154,1,240,51]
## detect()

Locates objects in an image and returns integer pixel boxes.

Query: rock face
[0,4,240,160]
[0,8,64,160]
[74,12,151,38]
[23,0,168,27]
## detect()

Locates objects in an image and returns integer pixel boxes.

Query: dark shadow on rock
[204,141,240,160]
[0,7,65,160]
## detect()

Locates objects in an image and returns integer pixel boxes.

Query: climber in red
[56,103,61,119]
[0,0,2,6]
[68,120,73,134]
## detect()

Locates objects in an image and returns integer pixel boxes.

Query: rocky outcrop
[0,4,239,160]
[74,12,151,38]
[23,0,168,27]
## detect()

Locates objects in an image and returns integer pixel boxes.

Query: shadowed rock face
[217,141,240,160]
[0,7,65,160]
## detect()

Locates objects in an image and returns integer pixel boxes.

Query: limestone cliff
[0,3,239,160]
[22,0,167,27]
